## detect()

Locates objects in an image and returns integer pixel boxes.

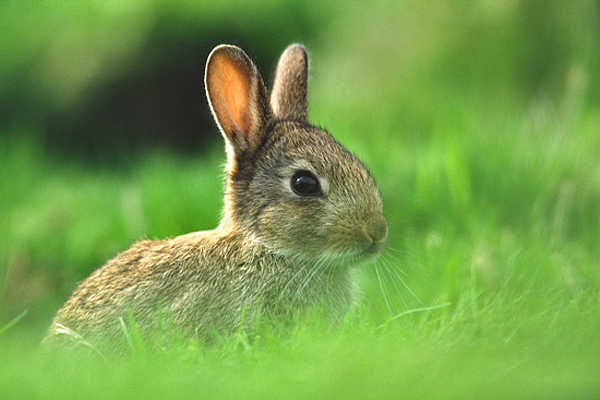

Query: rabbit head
[205,44,387,268]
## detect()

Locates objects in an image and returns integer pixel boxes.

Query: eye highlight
[290,170,322,196]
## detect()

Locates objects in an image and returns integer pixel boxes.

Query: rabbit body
[44,44,387,355]
[48,230,357,351]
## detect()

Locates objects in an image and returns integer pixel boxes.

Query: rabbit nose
[363,213,388,254]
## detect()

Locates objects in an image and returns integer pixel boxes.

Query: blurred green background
[2,0,600,397]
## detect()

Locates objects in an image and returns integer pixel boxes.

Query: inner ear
[206,50,254,139]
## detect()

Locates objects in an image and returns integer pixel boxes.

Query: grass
[2,2,600,398]
[2,98,600,398]
[2,297,599,399]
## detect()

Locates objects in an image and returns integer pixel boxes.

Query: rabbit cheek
[255,202,327,259]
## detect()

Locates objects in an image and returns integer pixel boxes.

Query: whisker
[279,260,311,301]
[385,240,424,273]
[374,262,394,316]
[380,257,409,310]
[381,251,408,276]
[383,254,425,307]
[384,244,405,255]
[286,255,328,317]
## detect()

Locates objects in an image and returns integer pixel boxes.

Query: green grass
[2,1,600,398]
[2,100,600,398]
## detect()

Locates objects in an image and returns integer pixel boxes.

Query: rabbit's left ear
[205,45,273,156]
[270,44,309,122]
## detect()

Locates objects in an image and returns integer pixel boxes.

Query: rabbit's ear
[205,45,272,155]
[270,44,309,122]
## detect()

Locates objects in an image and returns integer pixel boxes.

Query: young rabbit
[44,44,388,355]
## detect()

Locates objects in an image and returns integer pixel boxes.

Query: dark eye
[291,170,322,196]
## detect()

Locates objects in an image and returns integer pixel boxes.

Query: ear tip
[209,44,242,54]
[206,44,251,69]
[283,43,308,61]
[286,43,307,51]
[276,44,308,77]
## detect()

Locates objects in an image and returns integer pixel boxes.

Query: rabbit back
[45,230,356,354]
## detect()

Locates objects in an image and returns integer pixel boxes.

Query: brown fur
[44,44,387,356]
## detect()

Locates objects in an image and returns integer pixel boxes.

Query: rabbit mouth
[318,244,385,269]
[364,237,387,256]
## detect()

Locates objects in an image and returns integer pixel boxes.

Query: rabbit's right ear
[205,45,273,157]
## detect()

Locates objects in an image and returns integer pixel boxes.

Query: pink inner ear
[212,54,253,139]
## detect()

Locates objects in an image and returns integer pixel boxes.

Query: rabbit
[43,44,388,356]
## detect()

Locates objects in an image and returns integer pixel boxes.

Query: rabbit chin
[280,247,382,270]
[248,234,383,269]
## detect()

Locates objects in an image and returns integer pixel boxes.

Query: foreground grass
[2,295,599,399]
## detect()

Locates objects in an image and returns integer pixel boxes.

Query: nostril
[363,213,388,254]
